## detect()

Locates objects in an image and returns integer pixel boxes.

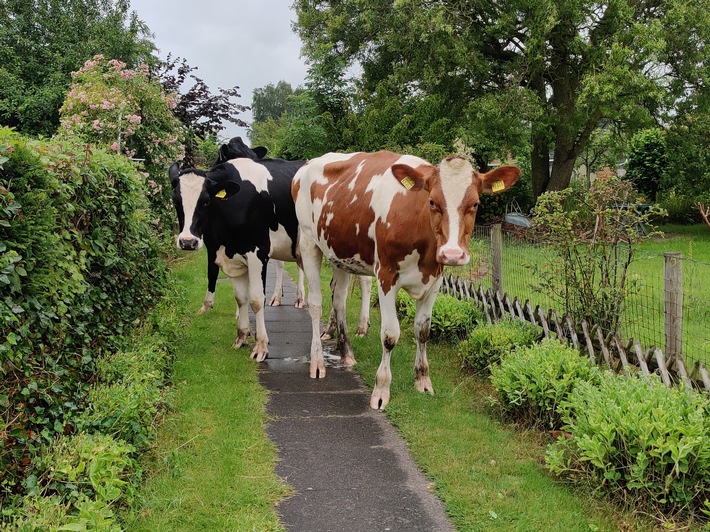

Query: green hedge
[396,292,484,341]
[0,128,170,497]
[546,374,710,520]
[458,319,541,373]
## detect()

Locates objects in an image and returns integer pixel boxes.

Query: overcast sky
[129,0,309,141]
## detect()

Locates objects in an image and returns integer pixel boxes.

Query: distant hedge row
[0,128,171,497]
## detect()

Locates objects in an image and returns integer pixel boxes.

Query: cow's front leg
[199,253,220,314]
[413,284,440,395]
[269,260,284,306]
[331,268,355,366]
[300,236,326,378]
[231,274,251,349]
[371,283,400,410]
[247,254,269,361]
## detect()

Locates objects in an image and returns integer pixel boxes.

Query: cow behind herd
[169,137,520,408]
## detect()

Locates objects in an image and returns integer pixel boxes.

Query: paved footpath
[258,264,455,532]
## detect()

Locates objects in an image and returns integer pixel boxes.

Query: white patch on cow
[355,223,360,235]
[228,159,272,192]
[325,211,334,227]
[438,157,474,253]
[215,246,248,278]
[391,249,436,299]
[269,225,297,262]
[178,172,206,244]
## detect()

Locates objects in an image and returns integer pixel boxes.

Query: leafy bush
[656,190,699,225]
[546,374,710,519]
[490,340,602,429]
[0,129,170,497]
[397,292,484,341]
[458,319,541,373]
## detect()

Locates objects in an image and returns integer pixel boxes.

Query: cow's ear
[206,178,240,200]
[168,162,181,187]
[253,146,268,159]
[479,165,521,195]
[391,164,428,191]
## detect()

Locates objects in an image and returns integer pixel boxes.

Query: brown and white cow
[292,151,520,409]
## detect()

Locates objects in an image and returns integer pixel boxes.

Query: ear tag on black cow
[491,180,505,193]
[401,177,415,190]
[215,189,228,199]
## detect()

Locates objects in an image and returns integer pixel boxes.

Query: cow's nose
[178,237,199,250]
[438,247,467,265]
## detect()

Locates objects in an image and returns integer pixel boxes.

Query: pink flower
[110,142,120,152]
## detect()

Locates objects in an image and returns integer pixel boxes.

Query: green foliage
[531,176,665,332]
[294,0,710,194]
[490,339,602,429]
[625,129,668,201]
[546,374,710,519]
[656,190,700,225]
[458,320,541,374]
[0,0,155,137]
[56,55,185,233]
[0,129,169,498]
[397,292,484,341]
[252,80,302,122]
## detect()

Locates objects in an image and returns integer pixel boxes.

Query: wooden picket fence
[440,273,710,394]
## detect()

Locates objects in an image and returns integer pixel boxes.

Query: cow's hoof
[251,349,268,362]
[197,305,212,314]
[309,363,326,379]
[370,387,390,410]
[340,354,356,367]
[233,330,249,349]
[294,298,307,309]
[269,297,281,307]
[355,325,369,336]
[415,376,434,394]
[320,332,334,341]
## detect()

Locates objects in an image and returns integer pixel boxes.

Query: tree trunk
[531,133,550,198]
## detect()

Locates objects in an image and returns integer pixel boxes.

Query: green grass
[122,250,289,531]
[285,262,655,531]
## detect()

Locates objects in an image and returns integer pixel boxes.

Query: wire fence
[445,225,710,369]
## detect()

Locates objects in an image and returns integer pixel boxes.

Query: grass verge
[122,250,290,531]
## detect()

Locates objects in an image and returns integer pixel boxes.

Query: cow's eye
[471,202,479,210]
[429,199,436,208]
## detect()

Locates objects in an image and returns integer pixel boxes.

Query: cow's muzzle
[437,247,469,266]
[178,236,201,251]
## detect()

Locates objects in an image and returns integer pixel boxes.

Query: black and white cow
[197,137,304,311]
[169,152,305,361]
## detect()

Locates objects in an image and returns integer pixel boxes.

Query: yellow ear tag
[401,176,415,190]
[491,180,505,193]
[215,189,227,199]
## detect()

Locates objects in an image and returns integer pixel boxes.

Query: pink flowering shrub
[57,55,185,233]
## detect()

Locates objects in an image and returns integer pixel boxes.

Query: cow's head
[214,136,268,166]
[168,162,241,250]
[391,157,520,266]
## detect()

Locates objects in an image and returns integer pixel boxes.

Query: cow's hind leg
[294,265,306,308]
[370,284,400,410]
[355,275,372,336]
[331,268,355,366]
[300,237,326,379]
[231,275,251,348]
[269,260,284,306]
[412,284,440,395]
[321,275,337,340]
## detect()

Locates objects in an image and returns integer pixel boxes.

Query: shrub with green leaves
[0,129,169,497]
[5,433,137,530]
[458,319,541,373]
[546,374,710,519]
[490,339,602,429]
[397,292,484,341]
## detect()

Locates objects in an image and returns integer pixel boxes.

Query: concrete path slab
[257,263,454,532]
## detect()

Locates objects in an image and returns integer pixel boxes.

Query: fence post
[491,224,503,295]
[664,252,683,363]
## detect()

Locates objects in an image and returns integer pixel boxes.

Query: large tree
[0,0,155,137]
[293,0,710,196]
